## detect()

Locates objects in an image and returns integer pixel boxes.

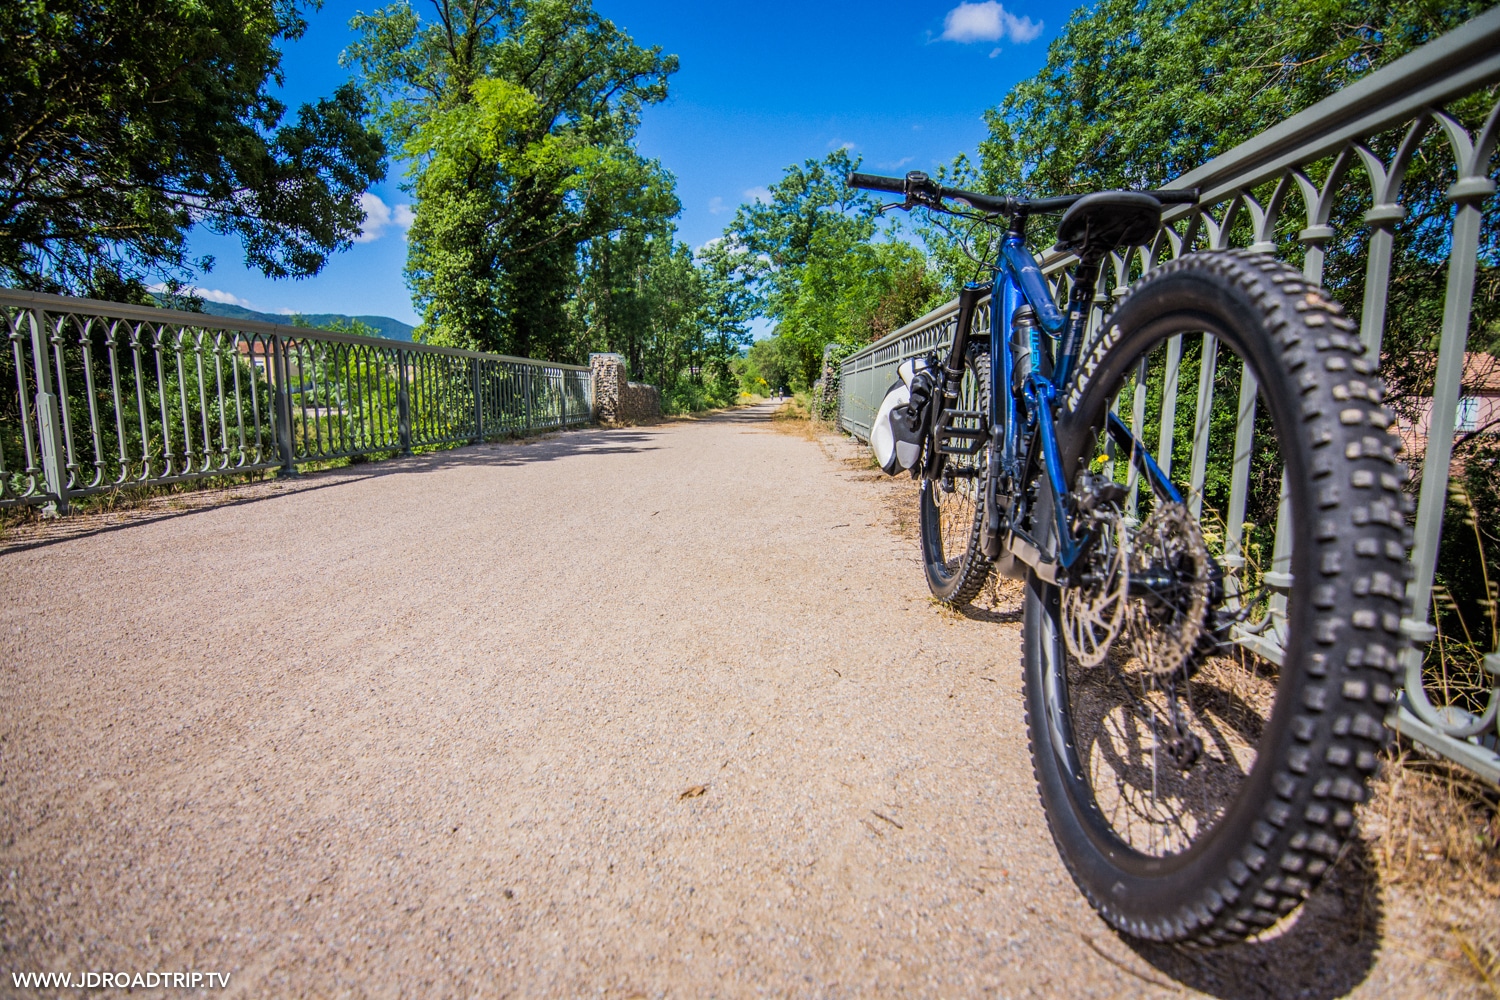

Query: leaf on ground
[679,784,708,800]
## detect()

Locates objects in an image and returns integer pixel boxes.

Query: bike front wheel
[919,349,995,606]
[1023,251,1409,945]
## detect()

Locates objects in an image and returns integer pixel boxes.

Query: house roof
[1462,351,1500,395]
[1380,351,1500,396]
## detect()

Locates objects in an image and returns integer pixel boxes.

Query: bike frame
[935,223,1181,584]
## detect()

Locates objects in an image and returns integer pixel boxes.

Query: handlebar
[846,172,906,195]
[846,170,1199,216]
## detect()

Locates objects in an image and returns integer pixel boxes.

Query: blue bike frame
[975,231,1181,578]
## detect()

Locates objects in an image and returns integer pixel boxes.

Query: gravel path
[0,404,1458,997]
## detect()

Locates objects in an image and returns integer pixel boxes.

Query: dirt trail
[0,404,1463,997]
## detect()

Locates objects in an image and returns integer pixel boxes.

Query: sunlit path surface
[1,404,1435,997]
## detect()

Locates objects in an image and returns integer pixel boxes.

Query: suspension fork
[923,283,988,479]
[942,283,988,400]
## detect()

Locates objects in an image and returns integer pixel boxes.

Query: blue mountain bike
[849,170,1409,945]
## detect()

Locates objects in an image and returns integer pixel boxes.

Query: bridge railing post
[28,307,69,515]
[472,357,483,443]
[397,349,412,455]
[272,332,297,477]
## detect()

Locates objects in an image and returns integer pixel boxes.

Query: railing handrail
[0,287,591,371]
[2,288,597,515]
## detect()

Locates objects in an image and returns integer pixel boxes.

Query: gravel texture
[0,404,1470,997]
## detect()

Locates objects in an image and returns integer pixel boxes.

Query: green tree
[347,0,679,359]
[695,237,759,368]
[738,336,792,397]
[726,149,945,388]
[569,224,659,378]
[975,0,1493,197]
[0,0,386,300]
[570,227,751,412]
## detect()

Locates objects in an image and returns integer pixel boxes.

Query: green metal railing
[1,288,592,512]
[838,8,1500,781]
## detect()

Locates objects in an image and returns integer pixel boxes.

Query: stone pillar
[590,352,626,423]
[589,352,661,424]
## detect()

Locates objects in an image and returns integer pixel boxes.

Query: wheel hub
[1126,502,1212,678]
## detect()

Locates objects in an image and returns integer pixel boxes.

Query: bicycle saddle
[1054,191,1163,253]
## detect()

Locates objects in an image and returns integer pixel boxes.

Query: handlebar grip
[847,172,906,194]
[1152,188,1200,205]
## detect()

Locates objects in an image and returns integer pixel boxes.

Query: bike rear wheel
[1022,251,1409,944]
[919,349,995,606]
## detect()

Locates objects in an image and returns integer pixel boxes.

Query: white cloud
[879,156,915,169]
[708,196,729,215]
[146,283,252,307]
[355,192,416,243]
[940,2,1043,44]
[743,187,772,205]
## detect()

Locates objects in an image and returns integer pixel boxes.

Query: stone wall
[813,344,842,422]
[590,353,662,424]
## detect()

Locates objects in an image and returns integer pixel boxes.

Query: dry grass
[0,472,274,539]
[769,395,820,441]
[1362,752,1500,996]
[771,396,812,422]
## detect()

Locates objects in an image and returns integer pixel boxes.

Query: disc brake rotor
[1061,512,1130,667]
[1126,502,1211,678]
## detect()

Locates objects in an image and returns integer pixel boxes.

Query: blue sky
[182,0,1080,325]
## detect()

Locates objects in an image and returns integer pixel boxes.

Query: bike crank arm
[1003,526,1061,585]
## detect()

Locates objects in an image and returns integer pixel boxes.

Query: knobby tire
[919,350,995,606]
[1021,250,1409,945]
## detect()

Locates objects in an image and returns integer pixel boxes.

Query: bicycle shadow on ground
[956,603,1025,625]
[0,425,660,555]
[1124,837,1383,999]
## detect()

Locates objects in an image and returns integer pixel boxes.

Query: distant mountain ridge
[174,300,415,342]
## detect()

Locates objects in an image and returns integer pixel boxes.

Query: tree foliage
[569,228,755,412]
[725,149,946,389]
[347,0,679,359]
[976,0,1493,196]
[0,0,387,299]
